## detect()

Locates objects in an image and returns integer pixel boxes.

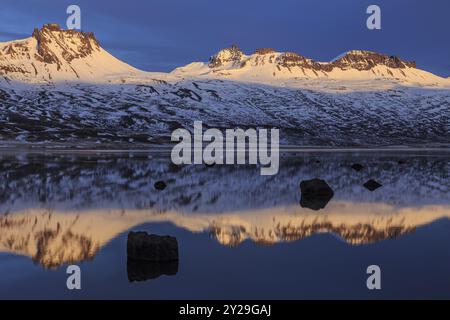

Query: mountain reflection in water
[0,150,449,269]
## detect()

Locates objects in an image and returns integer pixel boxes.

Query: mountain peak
[31,23,100,66]
[209,45,245,68]
[0,25,445,85]
[332,50,417,70]
[37,23,63,32]
[207,47,417,72]
[0,24,137,83]
[185,45,440,84]
[253,48,277,55]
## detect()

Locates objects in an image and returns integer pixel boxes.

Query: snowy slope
[0,25,449,146]
[0,79,449,146]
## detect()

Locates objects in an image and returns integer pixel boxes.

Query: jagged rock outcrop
[32,24,100,67]
[332,50,416,70]
[276,52,333,72]
[253,48,277,55]
[209,45,245,68]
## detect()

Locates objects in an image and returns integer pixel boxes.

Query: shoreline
[0,143,449,154]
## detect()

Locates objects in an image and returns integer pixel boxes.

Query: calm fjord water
[0,150,449,299]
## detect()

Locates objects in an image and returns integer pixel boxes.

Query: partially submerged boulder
[154,180,167,191]
[300,179,334,211]
[127,258,178,282]
[351,163,364,172]
[127,231,179,262]
[363,179,383,191]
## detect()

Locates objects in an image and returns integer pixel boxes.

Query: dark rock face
[363,179,383,191]
[332,51,416,70]
[253,48,276,55]
[32,24,100,68]
[127,232,179,262]
[276,52,333,72]
[127,258,178,282]
[172,88,202,101]
[42,23,61,31]
[300,179,334,211]
[154,180,167,191]
[351,164,364,172]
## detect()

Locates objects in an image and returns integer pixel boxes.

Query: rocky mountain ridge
[0,25,448,85]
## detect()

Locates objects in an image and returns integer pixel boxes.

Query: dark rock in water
[398,160,406,165]
[127,231,179,262]
[315,160,321,164]
[154,180,167,190]
[127,258,178,282]
[300,179,334,211]
[351,163,364,171]
[363,179,383,191]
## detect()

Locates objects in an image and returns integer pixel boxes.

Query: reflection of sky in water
[0,151,449,299]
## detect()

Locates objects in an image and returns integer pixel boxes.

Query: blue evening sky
[0,0,449,76]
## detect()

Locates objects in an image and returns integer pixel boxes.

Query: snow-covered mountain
[173,45,447,85]
[0,25,449,146]
[0,24,141,83]
[1,24,448,85]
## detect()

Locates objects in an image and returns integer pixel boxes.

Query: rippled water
[0,150,449,299]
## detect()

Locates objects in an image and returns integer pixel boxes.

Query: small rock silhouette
[363,179,383,191]
[127,231,179,262]
[154,180,167,190]
[351,163,364,172]
[300,178,334,211]
[127,258,178,282]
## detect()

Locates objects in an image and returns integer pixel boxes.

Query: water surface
[0,150,449,299]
